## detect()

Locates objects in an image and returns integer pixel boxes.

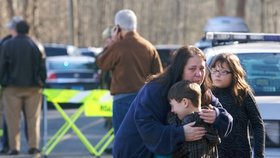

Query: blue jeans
[112,93,137,135]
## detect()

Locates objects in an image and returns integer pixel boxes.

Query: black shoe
[28,148,40,154]
[7,150,19,155]
[0,148,9,154]
[104,148,112,154]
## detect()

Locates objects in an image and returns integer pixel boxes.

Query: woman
[209,53,265,158]
[113,46,233,158]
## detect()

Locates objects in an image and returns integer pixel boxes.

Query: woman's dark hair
[148,45,212,106]
[16,20,30,34]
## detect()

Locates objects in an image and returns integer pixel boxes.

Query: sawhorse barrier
[42,89,114,157]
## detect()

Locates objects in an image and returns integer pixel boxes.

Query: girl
[209,53,265,158]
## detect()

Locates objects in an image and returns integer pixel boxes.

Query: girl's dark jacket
[213,87,264,158]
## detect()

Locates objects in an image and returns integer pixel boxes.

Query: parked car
[156,44,181,68]
[79,47,103,58]
[45,56,100,90]
[44,43,81,57]
[195,16,249,50]
[204,32,280,147]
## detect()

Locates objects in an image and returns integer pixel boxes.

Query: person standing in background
[0,35,12,155]
[100,26,113,131]
[96,9,163,134]
[0,19,46,155]
[209,53,265,158]
[0,16,23,154]
[99,26,113,91]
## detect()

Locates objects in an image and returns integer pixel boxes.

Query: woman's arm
[200,94,233,137]
[134,83,185,155]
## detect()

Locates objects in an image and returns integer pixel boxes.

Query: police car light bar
[206,32,280,42]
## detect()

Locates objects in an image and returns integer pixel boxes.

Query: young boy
[167,80,220,158]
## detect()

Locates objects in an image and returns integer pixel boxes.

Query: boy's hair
[168,80,201,107]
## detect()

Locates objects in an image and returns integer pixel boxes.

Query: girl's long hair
[209,53,252,105]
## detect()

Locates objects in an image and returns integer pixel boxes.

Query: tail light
[92,70,102,81]
[48,73,57,79]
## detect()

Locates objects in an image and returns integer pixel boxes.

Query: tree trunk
[216,0,225,16]
[236,0,247,18]
[68,0,74,45]
[6,0,14,18]
[31,0,39,38]
[22,0,29,19]
[260,0,265,32]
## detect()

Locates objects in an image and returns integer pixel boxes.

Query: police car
[204,32,280,147]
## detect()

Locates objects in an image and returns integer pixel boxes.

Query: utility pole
[261,0,264,32]
[68,0,74,45]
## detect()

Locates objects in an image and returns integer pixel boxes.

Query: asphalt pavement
[0,109,113,158]
[0,109,279,158]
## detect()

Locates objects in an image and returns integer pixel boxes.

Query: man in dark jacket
[0,19,46,155]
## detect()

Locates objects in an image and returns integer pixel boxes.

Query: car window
[156,48,177,68]
[48,60,95,70]
[237,53,280,96]
[45,47,68,56]
[157,49,172,68]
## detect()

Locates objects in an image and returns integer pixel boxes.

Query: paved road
[0,109,279,158]
[1,108,113,158]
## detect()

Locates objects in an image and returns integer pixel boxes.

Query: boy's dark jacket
[168,111,220,158]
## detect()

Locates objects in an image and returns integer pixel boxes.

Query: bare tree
[6,0,14,17]
[236,0,247,18]
[273,10,278,33]
[216,0,225,16]
[30,0,39,37]
[260,0,265,32]
[22,0,29,18]
[68,0,74,45]
[1,0,279,47]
